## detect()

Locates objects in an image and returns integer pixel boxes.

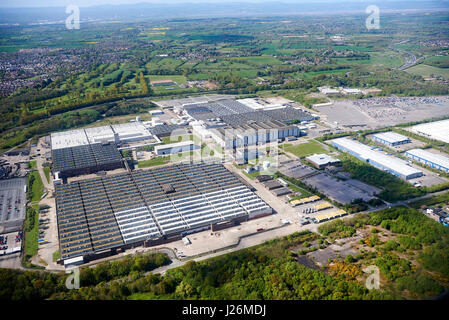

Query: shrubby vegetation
[2,207,448,300]
[0,252,170,300]
[51,231,394,300]
[341,158,425,202]
[319,207,449,298]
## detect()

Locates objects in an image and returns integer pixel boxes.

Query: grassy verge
[23,170,44,268]
[28,171,44,202]
[52,250,60,262]
[23,205,39,259]
[409,192,449,209]
[138,157,170,168]
[28,160,37,169]
[43,166,50,184]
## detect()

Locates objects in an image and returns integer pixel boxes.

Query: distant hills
[0,1,447,25]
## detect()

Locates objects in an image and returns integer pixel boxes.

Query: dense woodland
[0,206,448,300]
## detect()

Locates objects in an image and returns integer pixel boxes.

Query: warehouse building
[154,141,200,155]
[306,154,341,169]
[51,123,156,150]
[52,142,124,178]
[405,149,449,173]
[148,124,186,138]
[331,138,423,180]
[180,99,314,127]
[54,163,272,265]
[262,179,283,190]
[410,119,449,144]
[210,120,302,149]
[372,132,411,147]
[271,187,292,197]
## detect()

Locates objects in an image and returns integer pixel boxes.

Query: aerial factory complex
[50,97,316,265]
[2,4,449,302]
[56,163,271,263]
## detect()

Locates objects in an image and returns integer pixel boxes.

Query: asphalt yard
[303,172,376,204]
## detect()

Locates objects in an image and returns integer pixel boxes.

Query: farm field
[405,64,449,79]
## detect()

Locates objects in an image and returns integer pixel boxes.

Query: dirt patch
[296,255,322,271]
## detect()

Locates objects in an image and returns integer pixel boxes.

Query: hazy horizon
[0,0,445,8]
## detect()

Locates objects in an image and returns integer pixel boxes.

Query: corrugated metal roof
[406,149,449,170]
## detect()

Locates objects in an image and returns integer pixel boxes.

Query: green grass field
[280,140,329,158]
[405,64,449,79]
[43,167,50,184]
[138,157,169,168]
[148,75,187,85]
[24,170,43,260]
[28,160,37,169]
[29,171,44,203]
[161,134,201,145]
[24,206,39,258]
[52,250,60,262]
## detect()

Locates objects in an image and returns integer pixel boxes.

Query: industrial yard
[1,94,449,272]
[316,96,449,129]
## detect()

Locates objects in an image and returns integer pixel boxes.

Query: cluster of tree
[344,198,368,214]
[51,231,394,300]
[26,173,35,202]
[24,206,37,233]
[101,69,125,87]
[318,219,357,239]
[319,207,449,298]
[213,73,250,89]
[0,252,170,300]
[104,103,148,117]
[341,158,425,202]
[138,72,150,95]
[422,60,449,69]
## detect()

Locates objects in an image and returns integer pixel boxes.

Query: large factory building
[331,138,423,180]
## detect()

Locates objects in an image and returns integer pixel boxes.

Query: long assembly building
[405,149,449,173]
[331,137,423,180]
[55,163,272,264]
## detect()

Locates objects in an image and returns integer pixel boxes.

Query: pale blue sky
[0,0,422,8]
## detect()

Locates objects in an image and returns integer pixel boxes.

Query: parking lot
[302,172,376,204]
[407,166,448,187]
[279,161,316,179]
[316,96,449,129]
[0,230,22,256]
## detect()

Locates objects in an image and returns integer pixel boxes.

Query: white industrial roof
[332,138,423,177]
[373,131,410,144]
[51,123,154,150]
[306,154,340,165]
[342,88,362,94]
[84,126,115,144]
[410,119,449,144]
[51,129,89,150]
[64,255,84,266]
[111,122,152,140]
[237,98,285,110]
[406,149,449,170]
[319,87,340,94]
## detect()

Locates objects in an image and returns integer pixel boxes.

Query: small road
[398,50,417,70]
